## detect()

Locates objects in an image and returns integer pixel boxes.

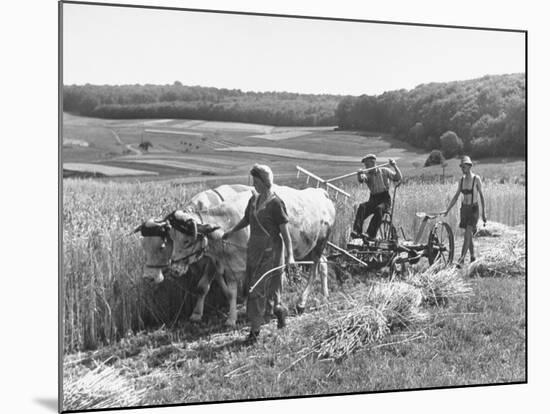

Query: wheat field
[62,178,524,352]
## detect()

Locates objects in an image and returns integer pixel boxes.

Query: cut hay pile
[366,282,428,328]
[304,264,476,361]
[407,264,473,306]
[312,305,389,361]
[468,234,525,278]
[64,363,146,411]
[308,282,428,361]
[475,220,512,238]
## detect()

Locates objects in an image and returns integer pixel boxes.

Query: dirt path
[109,129,142,155]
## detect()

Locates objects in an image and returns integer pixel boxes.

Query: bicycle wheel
[427,222,454,266]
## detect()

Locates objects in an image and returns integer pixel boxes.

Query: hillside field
[61,114,525,411]
[62,113,524,187]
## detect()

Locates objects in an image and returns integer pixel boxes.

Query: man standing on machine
[351,154,402,240]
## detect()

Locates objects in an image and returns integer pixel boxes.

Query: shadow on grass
[193,336,257,362]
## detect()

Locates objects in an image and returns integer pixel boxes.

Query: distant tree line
[335,73,525,157]
[63,81,341,126]
[63,74,525,157]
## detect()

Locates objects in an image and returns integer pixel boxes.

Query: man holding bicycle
[352,154,402,240]
[443,155,487,267]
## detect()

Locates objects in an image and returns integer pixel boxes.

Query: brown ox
[138,185,335,327]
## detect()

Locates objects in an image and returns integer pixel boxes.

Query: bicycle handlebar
[415,212,445,219]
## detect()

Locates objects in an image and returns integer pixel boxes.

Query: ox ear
[133,223,144,234]
[196,224,220,235]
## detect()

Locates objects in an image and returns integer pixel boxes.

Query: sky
[63,2,525,96]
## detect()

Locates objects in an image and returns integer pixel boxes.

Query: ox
[137,184,251,311]
[137,185,335,327]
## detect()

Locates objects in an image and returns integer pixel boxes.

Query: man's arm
[443,182,462,216]
[279,223,296,265]
[388,158,402,182]
[222,215,249,239]
[476,176,487,223]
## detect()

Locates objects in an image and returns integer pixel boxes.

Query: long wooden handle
[325,163,390,183]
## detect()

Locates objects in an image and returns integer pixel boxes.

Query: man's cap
[361,154,377,163]
[460,155,473,166]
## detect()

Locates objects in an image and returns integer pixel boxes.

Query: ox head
[134,218,174,283]
[135,211,218,283]
[165,210,221,268]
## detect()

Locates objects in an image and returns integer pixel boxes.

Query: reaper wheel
[427,222,454,266]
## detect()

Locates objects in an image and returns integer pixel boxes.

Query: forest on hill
[63,73,525,157]
[62,82,341,126]
[335,73,525,157]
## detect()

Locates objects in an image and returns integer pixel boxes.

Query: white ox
[138,185,335,327]
[138,184,251,308]
[185,184,251,213]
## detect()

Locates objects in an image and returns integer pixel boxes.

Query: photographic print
[60,1,526,411]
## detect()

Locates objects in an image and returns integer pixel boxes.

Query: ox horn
[188,219,197,241]
[133,223,144,233]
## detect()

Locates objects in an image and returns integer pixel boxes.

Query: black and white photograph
[59,0,528,412]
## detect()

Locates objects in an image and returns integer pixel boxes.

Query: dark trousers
[353,191,391,238]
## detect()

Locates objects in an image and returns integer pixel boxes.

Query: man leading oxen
[136,166,335,337]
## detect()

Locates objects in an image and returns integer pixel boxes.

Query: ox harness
[140,212,208,269]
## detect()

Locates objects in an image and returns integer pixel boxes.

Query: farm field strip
[142,119,173,125]
[116,154,246,166]
[119,158,230,173]
[272,125,336,132]
[190,121,274,133]
[63,163,158,176]
[166,120,205,129]
[145,129,204,136]
[216,146,401,163]
[250,131,313,140]
[211,139,235,148]
[107,119,175,128]
[63,138,89,147]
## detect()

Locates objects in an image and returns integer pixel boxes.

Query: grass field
[62,114,526,410]
[62,226,525,410]
[62,113,525,189]
[62,113,428,179]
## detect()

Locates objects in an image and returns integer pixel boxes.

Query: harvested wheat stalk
[64,363,146,411]
[468,236,525,278]
[407,265,473,306]
[309,282,428,360]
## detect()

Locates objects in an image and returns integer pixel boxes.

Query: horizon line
[63,71,525,97]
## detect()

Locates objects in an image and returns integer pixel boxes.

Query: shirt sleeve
[271,197,289,226]
[242,196,254,225]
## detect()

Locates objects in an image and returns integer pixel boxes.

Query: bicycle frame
[413,214,445,244]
